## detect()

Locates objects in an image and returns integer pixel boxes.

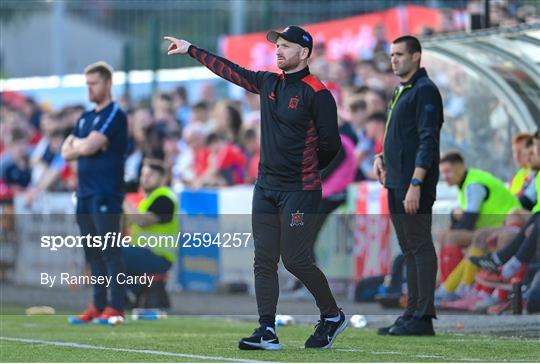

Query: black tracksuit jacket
[188,45,341,191]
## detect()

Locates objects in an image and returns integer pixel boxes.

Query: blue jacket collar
[401,67,427,86]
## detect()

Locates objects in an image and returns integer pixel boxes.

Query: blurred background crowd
[2,0,538,198]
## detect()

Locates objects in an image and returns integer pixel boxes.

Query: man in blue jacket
[373,35,444,336]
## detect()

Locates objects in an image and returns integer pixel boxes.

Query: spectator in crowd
[193,132,246,188]
[242,91,261,128]
[212,101,243,144]
[347,99,367,143]
[471,131,540,282]
[308,41,329,80]
[341,98,369,181]
[152,92,177,129]
[364,88,387,116]
[372,23,390,57]
[437,152,521,248]
[171,86,191,127]
[189,101,213,134]
[143,123,167,160]
[241,128,260,185]
[123,158,179,308]
[1,101,39,153]
[509,133,535,198]
[163,126,182,188]
[353,61,377,88]
[362,112,386,180]
[435,152,522,300]
[23,112,70,205]
[1,128,32,189]
[436,132,538,310]
[170,122,209,188]
[199,83,217,106]
[20,97,42,131]
[125,106,154,191]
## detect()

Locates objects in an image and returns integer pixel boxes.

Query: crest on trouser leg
[290,210,304,227]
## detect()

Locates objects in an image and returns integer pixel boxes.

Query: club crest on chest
[288,96,300,109]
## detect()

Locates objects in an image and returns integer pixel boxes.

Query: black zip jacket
[382,67,444,197]
[188,45,341,191]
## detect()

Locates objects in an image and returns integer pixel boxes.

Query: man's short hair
[512,132,534,147]
[158,93,173,103]
[242,128,257,141]
[350,85,370,96]
[84,61,113,81]
[8,128,27,145]
[367,88,387,103]
[206,132,225,145]
[440,151,464,165]
[392,35,422,54]
[349,99,367,113]
[143,158,167,175]
[192,101,208,111]
[366,112,386,124]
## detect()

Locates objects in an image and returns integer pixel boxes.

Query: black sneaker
[305,310,348,349]
[238,327,282,350]
[389,317,435,336]
[377,315,410,336]
[470,255,499,272]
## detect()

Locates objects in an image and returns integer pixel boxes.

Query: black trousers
[387,188,437,318]
[252,184,339,327]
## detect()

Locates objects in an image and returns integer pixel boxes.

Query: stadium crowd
[1,0,539,314]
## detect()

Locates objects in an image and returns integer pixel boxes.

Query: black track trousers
[252,185,339,327]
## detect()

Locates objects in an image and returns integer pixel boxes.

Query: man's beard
[393,67,405,76]
[277,56,300,71]
[90,94,104,104]
[394,63,414,77]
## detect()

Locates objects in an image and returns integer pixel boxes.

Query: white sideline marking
[337,348,482,361]
[0,337,267,363]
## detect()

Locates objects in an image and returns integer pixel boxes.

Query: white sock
[324,314,341,323]
[436,286,450,296]
[455,284,471,297]
[501,256,522,279]
[477,290,488,299]
[266,326,275,335]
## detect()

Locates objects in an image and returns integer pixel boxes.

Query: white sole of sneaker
[322,315,349,349]
[238,340,282,351]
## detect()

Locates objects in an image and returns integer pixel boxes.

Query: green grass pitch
[1,307,538,362]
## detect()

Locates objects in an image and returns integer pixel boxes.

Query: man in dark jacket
[164,26,347,350]
[373,35,444,336]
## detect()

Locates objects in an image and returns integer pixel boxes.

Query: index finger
[163,36,176,42]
